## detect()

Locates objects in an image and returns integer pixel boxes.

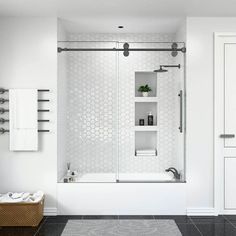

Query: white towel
[0,191,44,203]
[9,89,38,151]
[136,153,156,156]
[136,149,156,153]
[136,149,157,156]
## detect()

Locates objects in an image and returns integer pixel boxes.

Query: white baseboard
[44,207,57,216]
[44,207,216,216]
[187,208,216,216]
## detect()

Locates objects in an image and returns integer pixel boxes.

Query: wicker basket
[0,196,44,227]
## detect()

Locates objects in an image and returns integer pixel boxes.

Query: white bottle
[67,162,71,176]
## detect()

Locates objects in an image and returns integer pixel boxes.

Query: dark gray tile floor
[1,215,236,236]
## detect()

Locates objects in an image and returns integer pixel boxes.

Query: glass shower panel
[61,41,118,183]
[117,42,185,182]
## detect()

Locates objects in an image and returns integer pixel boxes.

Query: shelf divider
[134,97,158,102]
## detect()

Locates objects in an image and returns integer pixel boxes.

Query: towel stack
[135,149,157,156]
[0,191,44,203]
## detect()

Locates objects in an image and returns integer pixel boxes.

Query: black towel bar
[0,118,49,124]
[38,99,50,102]
[0,88,50,94]
[0,128,50,134]
[0,108,50,114]
[0,98,50,103]
[38,109,50,112]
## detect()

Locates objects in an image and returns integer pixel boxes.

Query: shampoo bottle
[148,111,153,126]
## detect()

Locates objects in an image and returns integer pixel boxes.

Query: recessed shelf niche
[135,102,157,126]
[135,131,157,156]
[135,72,157,97]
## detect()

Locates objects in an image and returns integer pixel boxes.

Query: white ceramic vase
[142,92,149,97]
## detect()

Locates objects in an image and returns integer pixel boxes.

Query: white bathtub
[57,181,186,215]
[62,172,175,182]
[57,172,186,215]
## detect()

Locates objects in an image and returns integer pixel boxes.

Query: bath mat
[61,219,182,236]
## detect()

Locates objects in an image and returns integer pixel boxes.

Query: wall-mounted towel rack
[0,88,50,94]
[0,88,51,135]
[0,128,50,134]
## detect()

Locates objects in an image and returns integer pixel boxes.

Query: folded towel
[9,89,38,151]
[136,153,156,156]
[136,149,156,153]
[136,152,156,155]
[136,149,157,156]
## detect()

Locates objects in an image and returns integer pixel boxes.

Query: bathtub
[62,172,175,182]
[57,172,186,215]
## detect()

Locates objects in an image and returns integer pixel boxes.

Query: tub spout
[165,167,181,180]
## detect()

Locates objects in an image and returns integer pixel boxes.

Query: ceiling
[0,0,236,33]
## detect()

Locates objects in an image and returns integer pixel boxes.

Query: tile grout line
[189,217,204,236]
[222,215,236,229]
[33,216,48,236]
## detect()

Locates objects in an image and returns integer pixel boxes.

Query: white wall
[0,17,57,213]
[175,20,186,43]
[186,17,236,212]
[3,16,236,215]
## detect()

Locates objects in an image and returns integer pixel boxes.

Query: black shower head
[153,66,168,73]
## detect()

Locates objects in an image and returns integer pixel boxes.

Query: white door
[215,33,236,214]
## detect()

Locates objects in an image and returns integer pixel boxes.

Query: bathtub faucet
[165,167,181,180]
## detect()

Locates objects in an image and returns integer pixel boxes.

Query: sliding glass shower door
[57,40,185,183]
[117,42,185,182]
[59,41,118,182]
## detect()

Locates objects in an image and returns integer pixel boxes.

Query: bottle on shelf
[139,119,145,126]
[148,111,153,126]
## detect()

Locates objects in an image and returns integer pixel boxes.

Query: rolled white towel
[31,191,44,202]
[22,192,30,201]
[11,192,30,200]
[11,192,23,199]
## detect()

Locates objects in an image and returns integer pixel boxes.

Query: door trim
[214,32,236,215]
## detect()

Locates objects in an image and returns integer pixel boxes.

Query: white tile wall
[66,42,117,175]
